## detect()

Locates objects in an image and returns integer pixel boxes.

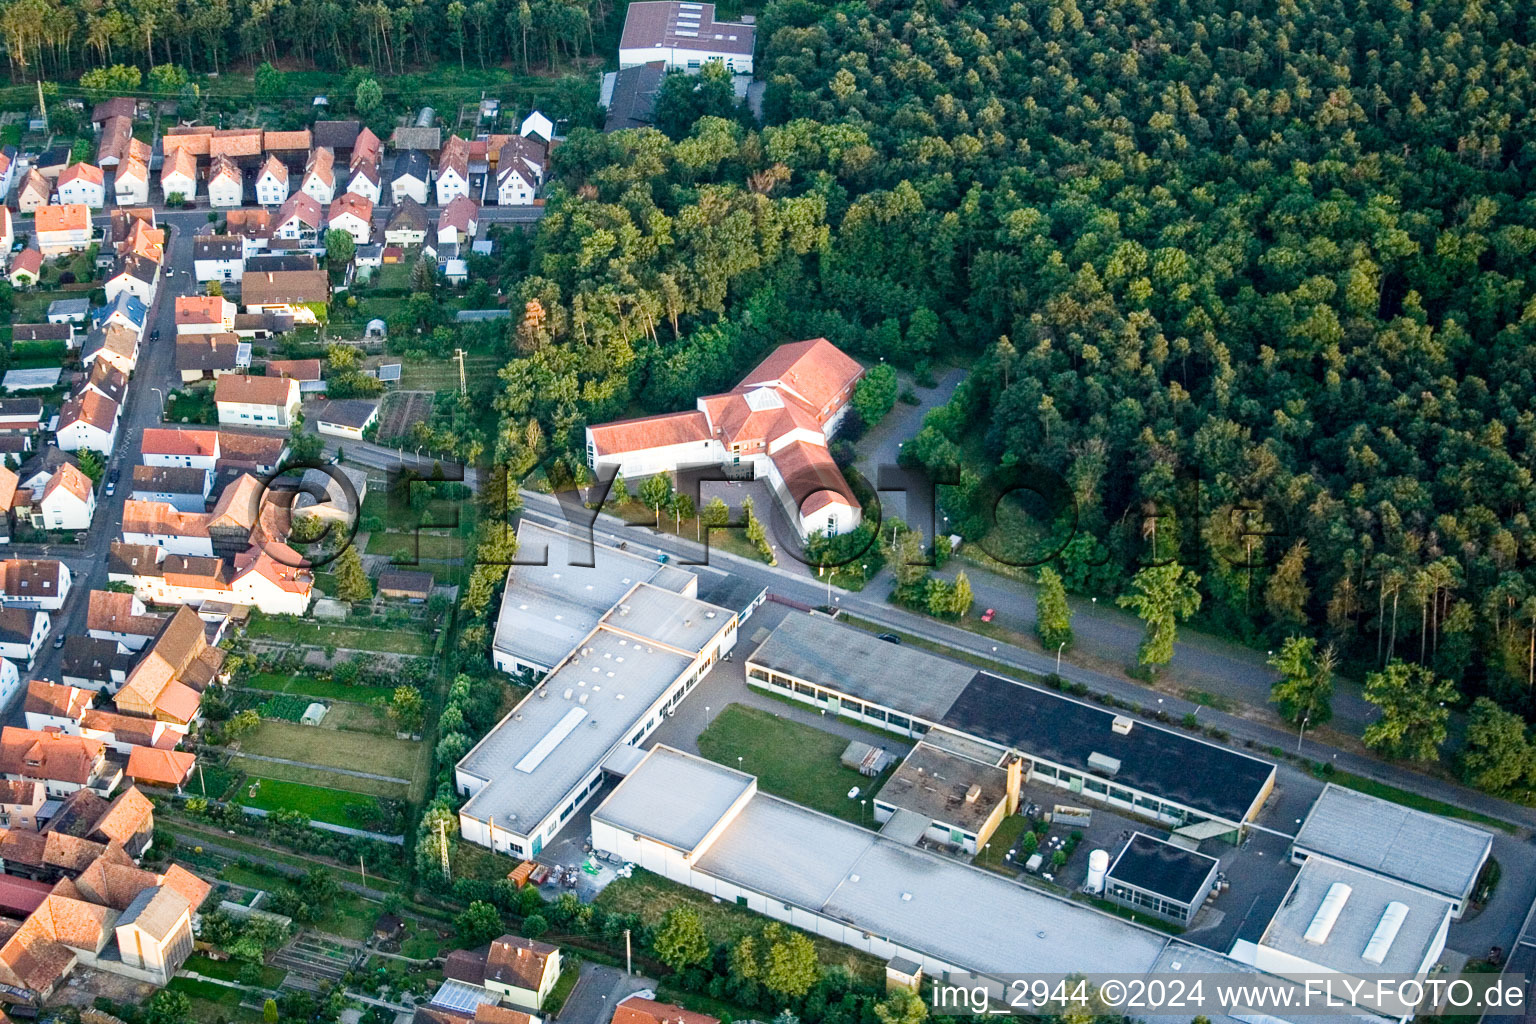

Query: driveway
[554,962,653,1022]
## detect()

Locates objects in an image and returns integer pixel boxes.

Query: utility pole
[624,929,632,975]
[439,818,451,878]
[455,348,467,395]
[36,80,47,134]
[360,854,367,890]
[198,762,205,796]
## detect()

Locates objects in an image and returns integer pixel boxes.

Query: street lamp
[1056,641,1065,674]
[150,387,164,418]
[704,705,711,728]
[860,798,867,827]
[1296,713,1311,754]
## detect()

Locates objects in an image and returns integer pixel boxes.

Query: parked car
[656,552,670,564]
[52,634,65,649]
[105,479,115,496]
[876,633,902,644]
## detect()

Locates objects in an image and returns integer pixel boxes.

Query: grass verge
[236,776,382,829]
[239,720,419,780]
[228,755,409,799]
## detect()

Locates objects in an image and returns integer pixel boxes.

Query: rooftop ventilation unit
[1087,751,1121,776]
[1304,882,1352,944]
[1111,715,1133,735]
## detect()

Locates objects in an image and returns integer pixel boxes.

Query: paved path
[555,962,653,1023]
[231,750,412,784]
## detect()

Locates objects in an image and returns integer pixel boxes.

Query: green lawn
[246,614,434,655]
[239,720,420,780]
[185,953,288,989]
[237,776,382,828]
[973,813,1031,873]
[228,755,410,799]
[166,977,266,1023]
[365,530,471,560]
[696,704,892,825]
[246,670,396,703]
[596,870,884,985]
[543,964,582,1016]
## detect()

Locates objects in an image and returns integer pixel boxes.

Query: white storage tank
[1085,848,1110,893]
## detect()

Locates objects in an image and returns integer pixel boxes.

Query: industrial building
[459,523,738,859]
[1103,832,1220,925]
[746,613,1276,837]
[1291,783,1492,918]
[872,742,1020,856]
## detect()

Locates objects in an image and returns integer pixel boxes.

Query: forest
[481,0,1536,730]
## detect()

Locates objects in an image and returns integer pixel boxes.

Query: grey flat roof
[747,613,975,721]
[1260,858,1450,976]
[2,368,62,391]
[592,746,754,854]
[492,521,695,670]
[1293,783,1493,901]
[599,582,731,655]
[875,743,1007,834]
[693,569,766,617]
[1143,942,1392,1024]
[1106,832,1218,905]
[696,792,873,909]
[460,626,695,833]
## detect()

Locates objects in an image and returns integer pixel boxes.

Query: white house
[214,374,301,429]
[55,390,121,456]
[345,162,381,204]
[121,501,214,557]
[273,192,323,244]
[313,399,378,439]
[23,680,92,732]
[115,156,150,205]
[255,154,289,206]
[57,163,106,208]
[35,205,93,257]
[39,458,99,528]
[437,196,478,245]
[207,156,244,208]
[0,608,49,667]
[160,149,198,203]
[436,137,471,206]
[115,544,314,617]
[300,147,337,205]
[174,295,237,336]
[326,193,373,245]
[0,559,73,611]
[618,1,755,73]
[193,236,244,283]
[104,253,159,306]
[497,158,539,206]
[585,338,865,538]
[140,428,219,471]
[0,206,12,255]
[390,151,430,205]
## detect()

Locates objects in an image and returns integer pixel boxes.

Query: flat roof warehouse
[748,613,1276,828]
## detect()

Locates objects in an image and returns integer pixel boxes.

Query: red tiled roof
[769,439,857,516]
[214,374,299,409]
[587,410,710,456]
[58,391,117,435]
[35,205,90,234]
[22,681,91,721]
[175,295,229,326]
[42,463,93,504]
[58,163,103,187]
[141,427,219,458]
[611,997,721,1024]
[125,746,194,787]
[0,728,102,786]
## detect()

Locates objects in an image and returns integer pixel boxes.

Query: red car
[981,608,996,622]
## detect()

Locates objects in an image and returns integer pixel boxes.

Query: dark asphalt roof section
[1106,832,1219,904]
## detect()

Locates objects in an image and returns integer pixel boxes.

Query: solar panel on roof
[377,363,402,381]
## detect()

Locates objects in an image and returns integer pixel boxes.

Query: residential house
[56,163,105,208]
[391,150,431,205]
[61,636,134,692]
[0,728,114,797]
[22,680,92,732]
[55,391,119,456]
[216,431,287,475]
[174,295,237,336]
[0,659,20,715]
[241,270,329,322]
[111,542,314,616]
[264,358,323,387]
[273,192,323,244]
[94,292,149,338]
[521,110,555,142]
[80,324,140,376]
[0,144,16,196]
[327,193,373,244]
[443,935,562,1012]
[345,160,381,204]
[231,312,296,340]
[436,136,471,205]
[15,170,49,213]
[37,463,96,529]
[113,154,150,205]
[585,337,866,537]
[104,253,159,306]
[0,559,71,611]
[121,501,213,557]
[0,205,12,254]
[313,119,362,153]
[214,374,300,428]
[18,449,77,497]
[175,334,248,383]
[352,127,382,169]
[141,428,220,470]
[34,205,92,256]
[160,148,197,202]
[192,236,244,283]
[207,155,244,208]
[255,153,289,206]
[85,590,162,651]
[208,127,264,163]
[600,61,666,132]
[82,362,128,406]
[301,147,337,205]
[224,208,273,250]
[497,156,539,206]
[78,705,165,748]
[7,248,41,287]
[130,466,210,513]
[438,196,479,245]
[246,252,318,273]
[113,606,226,728]
[386,198,429,245]
[0,608,50,667]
